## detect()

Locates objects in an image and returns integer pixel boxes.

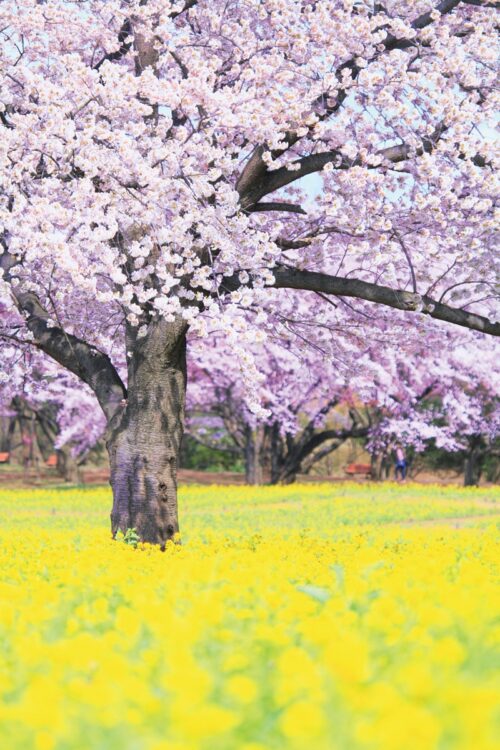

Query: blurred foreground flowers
[0,483,498,750]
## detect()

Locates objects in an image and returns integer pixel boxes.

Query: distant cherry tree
[189,327,499,484]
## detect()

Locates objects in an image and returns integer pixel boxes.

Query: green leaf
[331,564,345,590]
[297,584,331,603]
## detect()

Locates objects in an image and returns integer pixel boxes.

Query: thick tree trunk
[56,448,82,484]
[0,412,16,453]
[107,319,187,546]
[277,467,297,484]
[268,425,299,484]
[269,458,297,485]
[371,452,391,481]
[464,440,483,487]
[270,422,284,484]
[244,425,264,485]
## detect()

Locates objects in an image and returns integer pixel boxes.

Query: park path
[184,498,500,527]
[395,511,500,528]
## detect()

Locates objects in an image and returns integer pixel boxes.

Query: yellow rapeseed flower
[0,483,497,749]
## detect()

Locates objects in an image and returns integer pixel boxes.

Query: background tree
[0,350,107,479]
[189,330,372,484]
[366,338,500,484]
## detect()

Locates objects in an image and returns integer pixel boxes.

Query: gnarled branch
[271,266,500,336]
[240,124,453,208]
[237,1,463,204]
[246,202,306,215]
[1,253,126,423]
[94,20,133,71]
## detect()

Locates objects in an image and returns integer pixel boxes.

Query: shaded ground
[0,466,247,487]
[0,464,483,488]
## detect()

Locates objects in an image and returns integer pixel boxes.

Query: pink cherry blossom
[0,1,498,543]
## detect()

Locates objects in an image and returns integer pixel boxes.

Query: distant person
[394,444,407,482]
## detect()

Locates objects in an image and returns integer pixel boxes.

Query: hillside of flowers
[0,483,498,750]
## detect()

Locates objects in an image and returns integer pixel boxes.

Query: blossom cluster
[0,0,497,378]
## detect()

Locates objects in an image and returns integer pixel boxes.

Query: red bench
[0,452,10,464]
[345,462,372,478]
[46,454,58,468]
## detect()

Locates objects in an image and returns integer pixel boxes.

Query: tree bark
[464,453,478,486]
[267,417,366,484]
[464,438,483,487]
[107,318,188,547]
[269,427,298,485]
[56,448,82,484]
[0,409,17,453]
[272,267,500,337]
[244,425,264,485]
[371,452,391,480]
[270,423,285,484]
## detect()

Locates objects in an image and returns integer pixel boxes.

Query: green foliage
[180,434,244,472]
[114,528,140,548]
[418,438,499,483]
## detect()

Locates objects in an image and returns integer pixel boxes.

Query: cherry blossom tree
[365,336,500,483]
[0,345,106,476]
[1,1,498,544]
[189,324,499,484]
[188,328,371,483]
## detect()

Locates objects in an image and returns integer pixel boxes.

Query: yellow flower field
[0,483,498,750]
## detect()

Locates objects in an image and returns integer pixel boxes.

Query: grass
[0,481,498,533]
[0,482,498,750]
